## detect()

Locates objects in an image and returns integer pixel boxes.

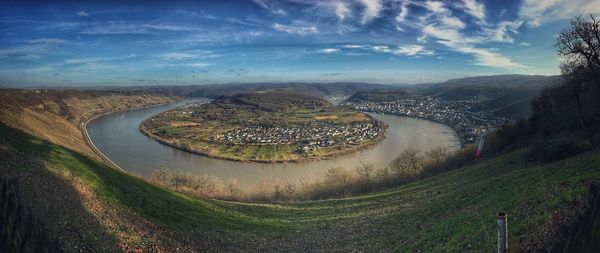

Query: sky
[1,0,599,87]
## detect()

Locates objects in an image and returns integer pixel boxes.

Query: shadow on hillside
[0,124,121,252]
[0,124,235,251]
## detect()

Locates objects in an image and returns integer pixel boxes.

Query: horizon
[0,73,558,89]
[1,0,597,87]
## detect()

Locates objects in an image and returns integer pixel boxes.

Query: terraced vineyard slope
[0,90,175,159]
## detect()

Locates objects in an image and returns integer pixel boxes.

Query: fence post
[497,212,508,253]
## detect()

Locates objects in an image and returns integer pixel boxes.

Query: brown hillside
[0,89,175,159]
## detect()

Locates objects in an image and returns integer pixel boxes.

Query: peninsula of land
[140,91,387,163]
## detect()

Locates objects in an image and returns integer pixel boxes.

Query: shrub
[527,138,593,162]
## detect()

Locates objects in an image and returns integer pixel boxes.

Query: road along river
[86,101,461,190]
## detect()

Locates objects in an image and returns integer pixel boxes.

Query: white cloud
[345,52,371,56]
[320,48,341,53]
[335,2,350,21]
[460,47,526,68]
[423,25,525,68]
[519,42,531,46]
[21,54,41,59]
[422,24,466,43]
[157,53,196,61]
[26,38,67,44]
[482,20,523,43]
[425,1,448,13]
[520,0,600,27]
[396,44,434,56]
[395,2,409,23]
[0,44,51,59]
[76,11,90,17]
[441,16,466,29]
[273,9,288,16]
[416,1,525,69]
[64,54,136,64]
[81,22,179,35]
[251,0,269,9]
[343,44,366,49]
[372,44,434,56]
[272,23,318,35]
[372,45,390,52]
[360,0,382,24]
[252,0,287,16]
[185,63,212,68]
[80,63,113,71]
[417,34,429,43]
[462,0,486,22]
[23,66,52,74]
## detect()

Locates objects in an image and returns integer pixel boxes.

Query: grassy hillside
[1,123,599,252]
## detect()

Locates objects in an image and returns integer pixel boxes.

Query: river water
[87,101,461,190]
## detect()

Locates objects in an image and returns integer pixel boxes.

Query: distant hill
[346,89,412,102]
[425,75,561,100]
[423,75,562,119]
[213,91,330,112]
[126,82,395,98]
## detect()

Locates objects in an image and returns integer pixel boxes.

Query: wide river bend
[87,101,461,190]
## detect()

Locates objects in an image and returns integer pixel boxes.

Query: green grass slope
[1,123,599,252]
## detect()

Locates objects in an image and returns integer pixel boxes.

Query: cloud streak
[76,10,90,17]
[519,0,600,27]
[372,44,434,56]
[418,1,526,69]
[272,22,318,35]
[360,0,382,24]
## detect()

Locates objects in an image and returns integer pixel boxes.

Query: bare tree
[389,148,424,176]
[355,162,374,180]
[170,173,188,189]
[226,179,240,195]
[151,168,168,183]
[273,185,282,200]
[284,184,295,201]
[425,146,449,165]
[556,14,600,77]
[325,166,353,186]
[555,14,600,127]
[377,166,392,179]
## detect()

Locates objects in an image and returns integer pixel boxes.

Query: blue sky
[1,0,599,86]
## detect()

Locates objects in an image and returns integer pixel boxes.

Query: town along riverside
[140,91,387,163]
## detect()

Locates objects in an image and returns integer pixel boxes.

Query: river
[86,101,461,190]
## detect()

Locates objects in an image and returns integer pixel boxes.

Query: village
[341,96,509,144]
[210,121,384,153]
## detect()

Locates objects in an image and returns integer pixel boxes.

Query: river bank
[87,106,460,190]
[82,100,180,171]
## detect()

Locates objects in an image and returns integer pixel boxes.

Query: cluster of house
[210,121,383,153]
[341,96,508,144]
[175,99,212,115]
[323,94,351,105]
